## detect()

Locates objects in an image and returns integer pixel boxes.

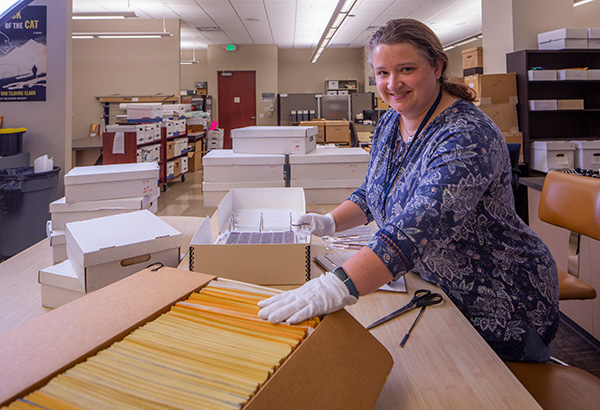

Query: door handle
[250,116,256,119]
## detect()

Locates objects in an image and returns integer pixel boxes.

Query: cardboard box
[503,132,524,164]
[478,103,520,134]
[181,156,188,174]
[202,149,285,182]
[50,194,159,230]
[300,120,325,143]
[190,188,312,285]
[464,73,518,105]
[325,120,350,143]
[573,140,600,170]
[462,46,483,69]
[64,163,159,203]
[65,210,183,292]
[376,97,389,109]
[557,99,585,110]
[166,140,175,159]
[166,160,175,180]
[289,146,369,180]
[557,69,587,80]
[0,266,392,409]
[38,260,86,308]
[290,178,363,205]
[529,99,558,111]
[187,141,203,172]
[528,69,557,81]
[174,158,182,177]
[538,28,588,50]
[232,126,317,155]
[531,141,576,172]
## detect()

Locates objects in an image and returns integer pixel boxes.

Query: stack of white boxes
[202,126,369,206]
[206,129,224,152]
[40,163,183,309]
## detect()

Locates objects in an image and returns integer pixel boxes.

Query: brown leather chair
[506,361,600,410]
[538,170,598,300]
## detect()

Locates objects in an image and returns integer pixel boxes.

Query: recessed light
[246,17,261,22]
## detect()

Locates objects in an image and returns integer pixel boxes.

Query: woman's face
[372,42,443,121]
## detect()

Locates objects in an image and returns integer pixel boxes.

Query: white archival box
[290,178,364,205]
[46,220,67,264]
[530,141,576,172]
[231,126,317,155]
[64,163,159,203]
[202,180,286,208]
[38,260,86,309]
[189,187,312,285]
[202,149,285,182]
[289,146,369,180]
[50,194,159,230]
[65,210,182,292]
[573,140,600,170]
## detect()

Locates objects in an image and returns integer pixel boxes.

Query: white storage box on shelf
[202,149,285,182]
[105,124,147,144]
[530,141,576,172]
[231,126,317,155]
[121,103,162,122]
[64,163,159,203]
[289,146,369,180]
[573,140,600,170]
[589,28,600,48]
[46,221,67,264]
[202,180,286,208]
[529,100,558,111]
[50,194,159,230]
[527,70,557,81]
[38,260,85,308]
[65,210,183,292]
[557,69,587,80]
[537,28,588,50]
[290,178,364,205]
[189,187,311,285]
[588,69,600,79]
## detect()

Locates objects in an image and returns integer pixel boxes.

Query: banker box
[300,120,325,143]
[529,100,558,111]
[289,146,369,180]
[325,120,350,144]
[0,266,393,409]
[65,210,182,292]
[50,194,158,230]
[530,141,575,172]
[38,260,85,309]
[462,46,483,69]
[202,180,286,207]
[190,187,311,285]
[574,140,600,170]
[538,28,588,49]
[64,163,159,203]
[231,126,317,154]
[589,28,600,48]
[123,103,162,121]
[202,149,285,182]
[478,103,519,133]
[464,73,518,105]
[290,178,363,205]
[558,69,587,80]
[528,70,557,81]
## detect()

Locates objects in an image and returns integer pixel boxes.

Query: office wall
[574,0,600,27]
[72,18,180,141]
[278,48,365,94]
[207,44,278,126]
[1,0,72,183]
[180,49,209,91]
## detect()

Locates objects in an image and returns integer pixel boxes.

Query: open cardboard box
[0,266,393,409]
[66,210,182,292]
[190,187,312,285]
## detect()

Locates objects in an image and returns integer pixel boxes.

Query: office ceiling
[72,0,482,51]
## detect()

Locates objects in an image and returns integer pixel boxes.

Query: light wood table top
[0,216,204,334]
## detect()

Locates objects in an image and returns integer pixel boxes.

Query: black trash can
[0,166,60,259]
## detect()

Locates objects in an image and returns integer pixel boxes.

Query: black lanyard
[381,88,443,215]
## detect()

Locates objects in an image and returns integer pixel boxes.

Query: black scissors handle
[365,288,443,330]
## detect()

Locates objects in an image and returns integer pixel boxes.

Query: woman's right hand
[293,213,336,237]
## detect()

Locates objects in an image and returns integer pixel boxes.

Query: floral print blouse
[348,99,559,357]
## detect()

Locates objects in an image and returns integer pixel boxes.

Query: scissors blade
[366,304,415,330]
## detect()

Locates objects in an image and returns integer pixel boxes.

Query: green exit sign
[225,44,236,51]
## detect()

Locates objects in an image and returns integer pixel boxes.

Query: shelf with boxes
[506,49,600,171]
[325,79,358,95]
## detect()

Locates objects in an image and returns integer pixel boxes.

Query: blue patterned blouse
[348,99,559,358]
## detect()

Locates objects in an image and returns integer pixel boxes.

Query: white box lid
[291,178,364,189]
[531,141,576,150]
[202,149,285,166]
[50,194,159,213]
[538,28,589,43]
[46,220,66,245]
[573,140,600,149]
[65,210,182,267]
[38,260,85,292]
[289,147,369,164]
[64,163,159,185]
[202,180,285,191]
[231,126,318,139]
[589,28,600,39]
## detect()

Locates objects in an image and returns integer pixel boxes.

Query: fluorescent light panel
[72,11,138,19]
[574,0,595,6]
[310,0,358,63]
[73,32,172,39]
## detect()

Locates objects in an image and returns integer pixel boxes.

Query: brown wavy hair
[368,18,476,102]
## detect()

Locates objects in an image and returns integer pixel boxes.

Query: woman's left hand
[257,272,358,324]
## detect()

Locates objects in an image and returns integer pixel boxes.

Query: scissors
[366,289,443,330]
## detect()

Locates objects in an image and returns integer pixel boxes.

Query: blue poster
[0,5,46,102]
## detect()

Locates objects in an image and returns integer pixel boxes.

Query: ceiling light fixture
[72,32,172,39]
[310,0,358,64]
[72,11,138,20]
[181,49,199,65]
[574,0,595,6]
[443,32,483,51]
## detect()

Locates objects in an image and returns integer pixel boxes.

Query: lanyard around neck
[381,87,443,215]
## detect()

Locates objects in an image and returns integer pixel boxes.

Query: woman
[258,18,559,362]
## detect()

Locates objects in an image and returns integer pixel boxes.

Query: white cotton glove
[293,213,336,237]
[257,272,358,324]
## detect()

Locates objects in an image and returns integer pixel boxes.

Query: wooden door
[217,71,256,149]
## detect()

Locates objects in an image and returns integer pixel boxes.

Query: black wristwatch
[332,266,360,299]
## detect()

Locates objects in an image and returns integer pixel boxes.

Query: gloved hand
[257,272,357,324]
[293,213,336,237]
